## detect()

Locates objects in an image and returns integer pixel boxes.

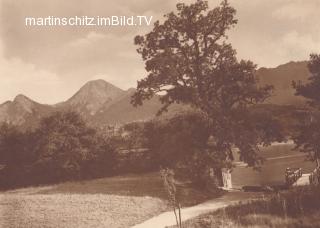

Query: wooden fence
[285,167,302,186]
[309,167,320,185]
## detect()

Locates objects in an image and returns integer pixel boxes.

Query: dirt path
[131,191,262,228]
[266,154,306,161]
[293,174,311,186]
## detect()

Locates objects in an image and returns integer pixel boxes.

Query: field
[0,172,219,228]
[173,186,320,228]
[232,143,315,188]
[169,143,318,228]
[0,192,167,228]
[0,173,168,228]
[0,143,316,228]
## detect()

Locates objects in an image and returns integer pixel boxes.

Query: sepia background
[0,0,319,104]
[0,0,320,228]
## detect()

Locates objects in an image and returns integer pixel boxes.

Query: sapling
[160,168,182,228]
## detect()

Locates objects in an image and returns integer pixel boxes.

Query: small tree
[293,54,320,167]
[160,168,182,228]
[33,111,97,182]
[82,135,117,179]
[132,0,273,180]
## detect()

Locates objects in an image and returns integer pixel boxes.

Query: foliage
[144,112,209,166]
[121,122,146,149]
[293,54,320,108]
[293,114,320,167]
[140,110,284,187]
[142,112,218,186]
[0,123,30,167]
[248,107,286,144]
[0,111,116,188]
[33,111,98,181]
[0,123,36,186]
[132,0,273,172]
[81,135,117,179]
[293,54,320,167]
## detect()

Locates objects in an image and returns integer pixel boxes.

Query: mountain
[0,94,54,128]
[257,61,310,105]
[93,89,168,125]
[58,79,126,117]
[58,80,184,125]
[0,61,312,128]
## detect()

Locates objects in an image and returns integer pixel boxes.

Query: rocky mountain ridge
[0,61,311,127]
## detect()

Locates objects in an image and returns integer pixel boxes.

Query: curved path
[131,191,262,228]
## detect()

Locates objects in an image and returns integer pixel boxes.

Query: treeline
[115,110,285,188]
[0,97,311,190]
[0,111,116,189]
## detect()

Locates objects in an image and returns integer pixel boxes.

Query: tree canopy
[34,111,98,180]
[293,54,320,167]
[293,54,320,108]
[132,0,273,168]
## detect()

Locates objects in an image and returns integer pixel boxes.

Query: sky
[0,0,319,104]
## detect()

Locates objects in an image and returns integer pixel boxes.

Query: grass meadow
[0,172,220,228]
[0,173,169,228]
[173,185,320,228]
[0,143,316,227]
[232,143,315,188]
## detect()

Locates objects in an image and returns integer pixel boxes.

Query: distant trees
[0,111,117,189]
[139,110,283,187]
[143,113,211,184]
[132,0,273,183]
[81,135,116,179]
[293,54,320,107]
[121,122,146,150]
[33,111,99,182]
[0,123,36,186]
[293,54,320,167]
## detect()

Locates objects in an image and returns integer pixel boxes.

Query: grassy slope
[1,144,313,228]
[176,186,320,228]
[232,143,315,188]
[0,172,220,228]
[0,193,167,228]
[22,172,221,207]
[0,173,168,228]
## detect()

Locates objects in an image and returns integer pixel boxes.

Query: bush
[0,111,117,189]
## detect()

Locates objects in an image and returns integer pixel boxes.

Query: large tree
[293,54,320,167]
[132,0,272,169]
[33,111,98,181]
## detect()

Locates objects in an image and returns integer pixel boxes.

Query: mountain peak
[64,79,125,115]
[86,79,109,84]
[14,94,32,104]
[11,94,37,114]
[83,79,117,87]
[74,79,124,98]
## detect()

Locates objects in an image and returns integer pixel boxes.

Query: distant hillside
[92,88,187,126]
[0,94,54,128]
[0,61,312,128]
[257,61,309,105]
[93,89,163,125]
